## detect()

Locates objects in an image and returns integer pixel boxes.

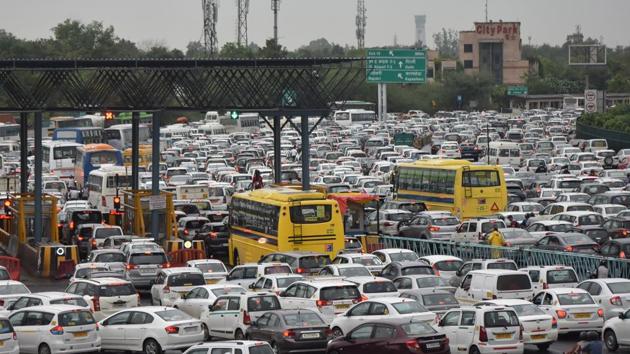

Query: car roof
[419,255,462,262]
[468,269,526,275]
[479,299,532,306]
[75,277,131,285]
[14,304,87,313]
[544,288,589,295]
[160,267,203,275]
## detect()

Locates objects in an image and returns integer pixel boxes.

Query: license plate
[426,342,441,349]
[301,333,320,339]
[495,333,511,339]
[335,304,350,310]
[73,332,88,338]
[531,334,546,340]
[206,279,220,284]
[575,313,591,319]
[140,268,155,273]
[185,326,198,333]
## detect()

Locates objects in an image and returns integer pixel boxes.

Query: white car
[437,142,461,159]
[329,297,435,337]
[603,308,630,352]
[437,306,524,354]
[65,278,139,321]
[150,267,206,306]
[577,278,630,320]
[186,259,229,284]
[371,248,419,264]
[419,255,464,280]
[1,292,90,317]
[332,253,385,275]
[174,284,246,319]
[10,305,100,354]
[223,263,293,288]
[279,279,361,322]
[0,316,18,354]
[184,341,274,354]
[393,275,456,293]
[69,262,110,283]
[249,274,304,294]
[99,307,204,353]
[0,281,30,310]
[201,293,282,340]
[346,277,399,299]
[318,264,372,279]
[532,288,604,334]
[475,299,558,351]
[519,266,579,292]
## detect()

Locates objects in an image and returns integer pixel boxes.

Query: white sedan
[603,308,630,351]
[476,299,558,351]
[532,288,604,334]
[173,284,246,319]
[577,278,630,320]
[329,297,435,337]
[99,307,204,354]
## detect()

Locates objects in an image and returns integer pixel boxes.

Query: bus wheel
[233,250,240,266]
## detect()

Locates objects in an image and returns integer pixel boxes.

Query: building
[459,21,529,85]
[426,49,457,83]
[415,15,426,46]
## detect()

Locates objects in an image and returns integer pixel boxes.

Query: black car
[571,226,610,244]
[589,192,630,208]
[601,217,630,241]
[196,222,229,256]
[380,261,435,280]
[533,232,600,254]
[246,309,331,354]
[599,238,630,259]
[459,142,481,161]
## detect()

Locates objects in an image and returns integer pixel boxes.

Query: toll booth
[327,192,382,252]
[121,190,175,241]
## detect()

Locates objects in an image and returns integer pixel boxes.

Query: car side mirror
[619,312,626,320]
[278,291,286,297]
[251,319,258,327]
[248,283,255,289]
[181,294,187,300]
[456,270,462,277]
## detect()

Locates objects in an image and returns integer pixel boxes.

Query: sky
[1,0,628,51]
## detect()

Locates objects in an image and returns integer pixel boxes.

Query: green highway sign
[507,85,528,96]
[367,49,427,84]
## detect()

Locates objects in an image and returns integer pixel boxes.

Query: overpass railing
[378,236,630,281]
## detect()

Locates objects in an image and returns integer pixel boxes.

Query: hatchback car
[150,268,206,306]
[65,277,139,321]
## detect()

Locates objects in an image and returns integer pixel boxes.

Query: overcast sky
[1,0,628,50]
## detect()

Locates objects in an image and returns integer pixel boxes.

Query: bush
[579,104,630,134]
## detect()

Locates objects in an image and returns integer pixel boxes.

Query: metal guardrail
[379,236,630,281]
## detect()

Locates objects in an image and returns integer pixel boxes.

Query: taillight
[209,232,218,240]
[296,267,305,274]
[160,262,171,268]
[383,222,393,227]
[126,263,138,270]
[243,310,251,325]
[429,225,441,232]
[91,238,97,249]
[479,326,488,342]
[551,317,557,328]
[50,325,64,335]
[283,329,296,338]
[70,221,75,230]
[325,328,333,338]
[78,236,84,242]
[564,246,574,252]
[164,325,179,334]
[184,229,189,236]
[92,296,101,312]
[620,251,626,258]
[597,308,604,317]
[610,296,623,306]
[11,332,16,340]
[556,309,567,319]
[316,300,330,307]
[101,196,106,207]
[0,300,5,307]
[406,339,421,350]
[519,325,524,341]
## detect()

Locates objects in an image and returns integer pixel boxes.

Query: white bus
[0,123,19,141]
[333,109,377,126]
[86,165,132,215]
[199,123,228,136]
[42,141,81,180]
[236,113,261,132]
[488,141,522,167]
[160,124,192,139]
[175,184,209,201]
[104,124,151,150]
[205,111,220,123]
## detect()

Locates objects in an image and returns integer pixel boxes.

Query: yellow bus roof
[237,187,328,203]
[399,159,501,170]
[79,143,117,152]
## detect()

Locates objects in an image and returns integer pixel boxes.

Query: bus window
[290,205,332,224]
[463,170,500,187]
[90,151,119,165]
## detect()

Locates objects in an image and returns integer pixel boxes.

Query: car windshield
[283,312,325,326]
[484,310,520,327]
[95,253,125,263]
[58,310,96,327]
[496,274,531,291]
[563,234,595,245]
[511,303,545,316]
[195,263,226,273]
[558,293,594,305]
[299,256,331,269]
[416,277,449,288]
[421,293,459,306]
[487,262,518,271]
[352,257,381,266]
[264,266,292,275]
[549,224,573,232]
[388,213,412,222]
[156,309,192,321]
[402,266,433,276]
[547,269,578,284]
[401,322,437,336]
[502,229,533,240]
[559,180,580,189]
[129,253,167,265]
[167,273,205,287]
[247,296,281,311]
[50,298,89,307]
[339,267,372,277]
[578,215,603,225]
[432,217,459,226]
[211,287,245,297]
[392,301,429,314]
[320,286,360,301]
[249,345,274,354]
[389,252,419,262]
[607,282,630,294]
[434,260,463,271]
[277,277,301,289]
[98,283,136,296]
[363,281,397,293]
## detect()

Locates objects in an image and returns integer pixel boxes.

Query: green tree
[432,28,458,59]
[259,38,288,58]
[185,41,209,58]
[219,42,255,58]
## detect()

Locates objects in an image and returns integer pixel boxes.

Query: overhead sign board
[367,49,427,84]
[507,86,528,96]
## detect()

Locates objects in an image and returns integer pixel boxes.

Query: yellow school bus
[228,188,345,265]
[123,145,152,168]
[395,159,507,219]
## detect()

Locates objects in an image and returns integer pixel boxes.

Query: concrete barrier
[37,244,79,278]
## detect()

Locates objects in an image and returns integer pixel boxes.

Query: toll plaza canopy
[327,192,379,214]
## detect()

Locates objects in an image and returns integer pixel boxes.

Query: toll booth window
[290,205,332,224]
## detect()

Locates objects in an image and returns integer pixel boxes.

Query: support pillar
[34,112,42,243]
[273,116,282,184]
[151,113,161,239]
[131,112,140,190]
[300,116,310,191]
[19,113,28,194]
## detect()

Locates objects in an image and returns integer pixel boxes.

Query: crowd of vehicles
[4,107,630,353]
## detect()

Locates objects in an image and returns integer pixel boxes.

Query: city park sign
[474,22,520,41]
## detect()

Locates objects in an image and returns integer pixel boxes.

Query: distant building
[458,21,529,84]
[415,15,426,46]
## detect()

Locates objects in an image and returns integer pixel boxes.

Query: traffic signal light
[2,200,11,219]
[229,111,240,120]
[104,111,115,120]
[113,196,121,211]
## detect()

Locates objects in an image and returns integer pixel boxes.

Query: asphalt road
[21,271,628,354]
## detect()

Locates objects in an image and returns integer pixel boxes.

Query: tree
[50,19,140,58]
[185,41,209,58]
[258,38,288,58]
[219,42,255,58]
[432,28,458,59]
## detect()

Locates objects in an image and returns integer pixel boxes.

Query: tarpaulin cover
[327,193,378,214]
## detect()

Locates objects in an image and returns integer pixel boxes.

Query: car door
[457,310,476,349]
[223,296,241,338]
[455,274,473,303]
[179,287,199,316]
[455,223,469,242]
[393,277,412,290]
[100,311,131,350]
[125,311,153,347]
[207,297,230,338]
[8,312,32,353]
[249,312,272,341]
[226,267,245,286]
[344,324,377,354]
[189,288,211,319]
[18,311,54,353]
[437,311,461,353]
[340,302,371,334]
[617,309,630,345]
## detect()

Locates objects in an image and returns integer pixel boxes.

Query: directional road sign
[507,86,528,96]
[367,49,427,84]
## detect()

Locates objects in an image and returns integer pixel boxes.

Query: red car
[326,321,449,354]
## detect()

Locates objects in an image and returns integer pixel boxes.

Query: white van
[519,266,579,292]
[86,166,131,215]
[455,269,533,304]
[583,139,608,152]
[488,141,521,167]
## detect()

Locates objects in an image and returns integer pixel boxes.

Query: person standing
[596,260,609,279]
[487,225,506,259]
[252,170,264,190]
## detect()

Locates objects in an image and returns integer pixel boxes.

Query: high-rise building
[415,15,426,46]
